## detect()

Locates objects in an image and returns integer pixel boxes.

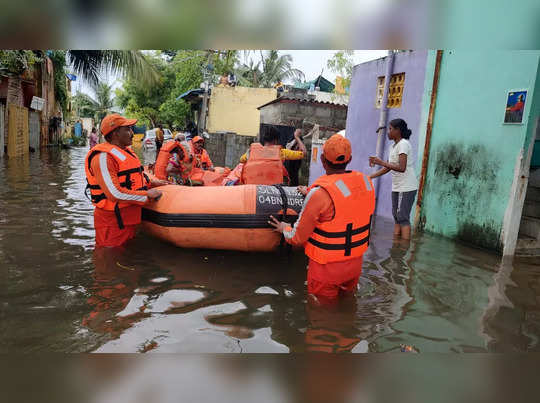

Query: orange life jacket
[154,140,192,180]
[304,172,375,264]
[222,163,245,185]
[189,142,213,170]
[241,143,289,185]
[85,143,149,228]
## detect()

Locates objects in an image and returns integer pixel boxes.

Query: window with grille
[387,72,405,108]
[375,72,405,109]
[375,76,385,109]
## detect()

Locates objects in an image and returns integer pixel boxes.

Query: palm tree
[67,50,159,88]
[236,59,262,87]
[258,50,304,88]
[72,82,115,123]
[235,51,305,88]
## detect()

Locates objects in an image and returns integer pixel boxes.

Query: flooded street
[1,146,540,353]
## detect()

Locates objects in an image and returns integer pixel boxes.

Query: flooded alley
[1,146,539,353]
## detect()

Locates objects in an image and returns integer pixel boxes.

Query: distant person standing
[89,127,98,148]
[369,118,418,240]
[284,128,308,186]
[155,125,164,154]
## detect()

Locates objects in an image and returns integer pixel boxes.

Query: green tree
[259,50,304,87]
[72,82,115,123]
[0,50,41,76]
[235,50,304,88]
[236,59,262,87]
[326,50,354,91]
[116,51,206,129]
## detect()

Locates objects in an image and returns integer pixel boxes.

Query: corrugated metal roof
[294,75,335,93]
[257,96,349,110]
[312,90,349,105]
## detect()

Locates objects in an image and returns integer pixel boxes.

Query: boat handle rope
[273,184,293,257]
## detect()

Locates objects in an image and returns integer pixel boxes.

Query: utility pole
[198,51,215,134]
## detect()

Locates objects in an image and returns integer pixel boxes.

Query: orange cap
[322,134,351,164]
[192,136,204,143]
[100,113,137,136]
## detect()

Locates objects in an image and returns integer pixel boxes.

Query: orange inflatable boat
[141,184,304,251]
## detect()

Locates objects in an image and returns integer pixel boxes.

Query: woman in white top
[368,119,418,240]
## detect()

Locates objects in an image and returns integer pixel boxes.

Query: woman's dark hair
[389,118,412,139]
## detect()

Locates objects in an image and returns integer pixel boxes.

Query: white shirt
[388,139,418,192]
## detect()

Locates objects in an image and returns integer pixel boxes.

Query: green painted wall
[419,51,540,252]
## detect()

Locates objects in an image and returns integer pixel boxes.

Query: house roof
[294,75,335,93]
[257,96,348,110]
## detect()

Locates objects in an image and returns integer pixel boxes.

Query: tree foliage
[114,50,305,129]
[72,82,115,123]
[236,50,304,88]
[0,50,41,76]
[326,50,354,91]
[116,51,205,128]
[67,50,159,88]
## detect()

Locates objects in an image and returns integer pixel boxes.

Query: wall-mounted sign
[504,89,527,124]
[30,96,45,111]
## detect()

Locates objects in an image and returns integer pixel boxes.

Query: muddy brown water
[1,146,539,353]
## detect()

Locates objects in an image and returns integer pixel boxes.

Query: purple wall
[309,50,428,219]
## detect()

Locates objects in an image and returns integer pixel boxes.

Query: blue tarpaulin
[176,88,204,101]
[74,122,82,137]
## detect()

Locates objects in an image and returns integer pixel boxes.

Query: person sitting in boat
[154,133,193,181]
[190,135,214,171]
[268,134,375,302]
[239,126,305,185]
[166,146,193,185]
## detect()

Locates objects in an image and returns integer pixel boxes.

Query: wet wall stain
[425,142,503,251]
[457,221,503,253]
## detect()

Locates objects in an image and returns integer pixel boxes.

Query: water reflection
[1,146,540,353]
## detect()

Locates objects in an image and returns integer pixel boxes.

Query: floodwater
[1,146,540,354]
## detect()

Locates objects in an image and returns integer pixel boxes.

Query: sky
[282,50,388,83]
[72,50,388,99]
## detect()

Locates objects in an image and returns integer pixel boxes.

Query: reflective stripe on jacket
[304,172,375,264]
[85,143,149,228]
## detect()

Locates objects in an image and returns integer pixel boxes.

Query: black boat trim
[142,208,298,229]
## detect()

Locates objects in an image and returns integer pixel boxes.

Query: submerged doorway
[516,118,540,255]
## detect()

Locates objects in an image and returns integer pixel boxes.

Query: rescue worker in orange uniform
[85,114,168,248]
[188,135,214,185]
[154,133,193,182]
[190,136,214,170]
[269,134,375,300]
[239,126,305,185]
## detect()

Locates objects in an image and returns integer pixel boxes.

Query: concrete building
[0,56,61,158]
[206,86,277,137]
[319,50,540,256]
[316,50,428,214]
[417,50,540,256]
[178,86,277,167]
